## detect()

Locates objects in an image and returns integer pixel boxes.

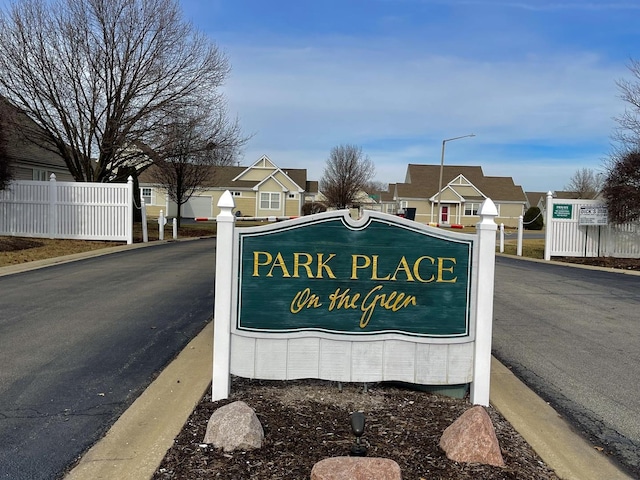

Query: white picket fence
[544,194,640,259]
[0,175,133,244]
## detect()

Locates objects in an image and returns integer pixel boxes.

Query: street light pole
[436,134,476,224]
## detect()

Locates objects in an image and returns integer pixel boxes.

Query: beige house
[390,164,527,227]
[139,155,318,219]
[1,97,74,181]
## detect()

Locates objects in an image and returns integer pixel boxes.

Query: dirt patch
[0,237,43,252]
[152,377,560,480]
[0,236,120,266]
[554,256,640,271]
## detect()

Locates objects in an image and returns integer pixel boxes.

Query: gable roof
[139,163,312,192]
[1,96,70,173]
[397,164,526,202]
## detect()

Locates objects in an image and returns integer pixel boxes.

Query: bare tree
[564,168,602,199]
[602,151,640,224]
[320,144,375,209]
[612,59,640,153]
[145,105,246,227]
[0,0,230,183]
[0,109,12,191]
[605,59,640,222]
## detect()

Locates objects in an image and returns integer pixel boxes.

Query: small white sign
[579,205,608,226]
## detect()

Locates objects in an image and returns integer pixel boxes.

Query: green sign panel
[553,203,573,219]
[237,216,473,338]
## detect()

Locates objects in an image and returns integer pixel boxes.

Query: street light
[436,134,476,224]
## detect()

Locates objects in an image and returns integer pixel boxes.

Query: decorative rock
[310,457,402,480]
[203,401,264,452]
[439,405,505,467]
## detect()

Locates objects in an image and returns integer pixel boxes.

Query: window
[33,169,47,181]
[464,203,480,216]
[260,192,280,210]
[141,187,153,205]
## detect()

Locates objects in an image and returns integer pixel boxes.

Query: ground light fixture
[349,411,367,456]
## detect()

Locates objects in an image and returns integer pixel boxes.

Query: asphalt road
[492,255,640,477]
[0,238,216,480]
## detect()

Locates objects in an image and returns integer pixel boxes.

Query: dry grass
[0,221,218,267]
[0,222,545,268]
[501,238,546,259]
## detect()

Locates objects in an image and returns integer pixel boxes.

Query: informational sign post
[213,191,498,406]
[579,205,608,226]
[553,203,573,219]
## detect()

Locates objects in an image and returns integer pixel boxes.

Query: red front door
[441,205,449,224]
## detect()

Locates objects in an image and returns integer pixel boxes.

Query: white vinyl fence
[544,193,640,259]
[0,174,133,244]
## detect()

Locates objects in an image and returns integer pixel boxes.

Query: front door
[440,205,449,224]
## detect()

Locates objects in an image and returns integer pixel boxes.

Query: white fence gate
[544,193,640,259]
[0,175,133,244]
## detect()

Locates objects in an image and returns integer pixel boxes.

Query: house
[0,97,74,182]
[390,164,527,227]
[138,155,319,218]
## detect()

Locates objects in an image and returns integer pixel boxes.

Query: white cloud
[223,39,625,191]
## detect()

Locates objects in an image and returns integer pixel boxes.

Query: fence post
[544,191,553,260]
[517,215,523,256]
[126,176,134,244]
[213,190,236,401]
[471,198,498,406]
[48,174,57,239]
[158,210,165,241]
[173,218,177,240]
[499,223,504,253]
[141,199,148,243]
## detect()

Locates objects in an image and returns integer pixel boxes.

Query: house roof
[378,184,396,202]
[139,163,314,192]
[397,164,526,202]
[1,96,69,172]
[525,191,547,208]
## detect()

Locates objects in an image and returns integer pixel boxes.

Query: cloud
[223,39,625,190]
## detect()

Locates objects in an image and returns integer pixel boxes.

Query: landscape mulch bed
[554,256,640,271]
[152,377,560,480]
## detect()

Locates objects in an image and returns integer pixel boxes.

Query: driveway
[493,255,640,477]
[0,238,216,480]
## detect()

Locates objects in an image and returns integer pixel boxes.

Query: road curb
[490,357,632,480]
[64,321,213,480]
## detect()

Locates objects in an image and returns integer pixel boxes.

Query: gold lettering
[390,256,414,282]
[351,254,370,279]
[266,252,291,277]
[290,288,323,313]
[437,257,457,282]
[316,253,336,278]
[360,285,417,329]
[293,252,314,278]
[413,256,435,283]
[328,288,360,310]
[253,251,272,277]
[371,255,391,281]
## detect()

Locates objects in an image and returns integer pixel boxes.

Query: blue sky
[2,0,638,192]
[177,0,640,192]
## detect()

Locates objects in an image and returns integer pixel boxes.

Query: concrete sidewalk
[64,322,632,480]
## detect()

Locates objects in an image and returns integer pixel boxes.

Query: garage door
[182,196,212,218]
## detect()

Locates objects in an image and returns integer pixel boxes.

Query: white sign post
[579,205,608,226]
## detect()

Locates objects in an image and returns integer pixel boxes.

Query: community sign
[236,212,474,339]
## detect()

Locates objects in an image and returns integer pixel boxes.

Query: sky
[2,0,638,192]
[173,0,640,193]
